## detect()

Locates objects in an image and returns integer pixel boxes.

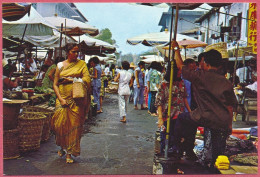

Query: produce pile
[230,153,258,166]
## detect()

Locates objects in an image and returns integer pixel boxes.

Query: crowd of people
[3,42,257,167]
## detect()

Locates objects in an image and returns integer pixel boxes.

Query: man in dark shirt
[172,41,237,167]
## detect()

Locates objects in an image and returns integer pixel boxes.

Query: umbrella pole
[59,23,63,58]
[232,42,239,86]
[20,24,28,88]
[185,46,187,60]
[165,4,179,159]
[16,24,28,72]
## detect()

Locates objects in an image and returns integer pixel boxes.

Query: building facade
[32,3,88,22]
[195,3,251,49]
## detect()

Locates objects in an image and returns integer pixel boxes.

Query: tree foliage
[139,50,158,56]
[95,28,116,45]
[121,53,134,63]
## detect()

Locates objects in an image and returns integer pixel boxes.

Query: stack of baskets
[18,112,46,152]
[205,42,229,59]
[3,103,22,159]
[22,106,54,142]
[3,129,20,159]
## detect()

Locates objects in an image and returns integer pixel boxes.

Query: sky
[75,3,169,55]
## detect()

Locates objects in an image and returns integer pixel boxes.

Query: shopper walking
[114,61,133,123]
[51,43,91,164]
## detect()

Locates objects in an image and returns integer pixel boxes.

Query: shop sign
[247,3,257,54]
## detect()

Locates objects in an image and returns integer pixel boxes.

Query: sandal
[58,149,66,157]
[120,119,126,123]
[66,154,74,164]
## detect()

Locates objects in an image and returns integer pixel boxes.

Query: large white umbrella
[74,34,115,49]
[2,7,56,36]
[13,30,76,48]
[127,30,199,46]
[78,35,116,56]
[140,55,164,63]
[44,16,99,36]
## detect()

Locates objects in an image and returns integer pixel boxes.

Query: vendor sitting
[3,65,19,90]
[244,71,257,98]
[24,54,38,74]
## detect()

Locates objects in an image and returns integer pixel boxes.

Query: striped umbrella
[2,3,31,21]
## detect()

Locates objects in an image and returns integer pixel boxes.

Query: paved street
[4,93,158,175]
[3,93,254,175]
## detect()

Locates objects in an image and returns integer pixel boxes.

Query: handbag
[72,82,87,99]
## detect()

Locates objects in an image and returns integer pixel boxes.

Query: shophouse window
[228,13,242,41]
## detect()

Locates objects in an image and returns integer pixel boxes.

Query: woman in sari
[51,43,91,163]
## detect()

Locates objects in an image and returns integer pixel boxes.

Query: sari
[51,59,91,156]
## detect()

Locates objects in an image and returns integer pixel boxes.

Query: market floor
[4,93,158,175]
[3,93,255,175]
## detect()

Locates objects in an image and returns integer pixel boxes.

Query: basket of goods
[3,129,20,159]
[22,106,54,142]
[18,112,46,152]
[205,42,229,59]
[106,82,119,94]
[22,89,34,97]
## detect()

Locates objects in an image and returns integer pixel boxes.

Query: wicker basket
[73,82,87,98]
[18,112,46,152]
[3,103,21,130]
[22,106,54,142]
[3,129,20,159]
[205,42,229,59]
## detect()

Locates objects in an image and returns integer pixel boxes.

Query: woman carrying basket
[51,43,91,163]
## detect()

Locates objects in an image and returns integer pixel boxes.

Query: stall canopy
[11,30,76,48]
[140,55,164,63]
[78,34,116,56]
[163,39,208,59]
[2,3,31,21]
[2,6,56,36]
[85,54,116,63]
[127,31,199,46]
[44,16,99,36]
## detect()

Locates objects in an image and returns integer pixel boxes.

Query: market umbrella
[163,38,208,59]
[127,30,197,47]
[12,29,76,48]
[79,35,116,56]
[2,6,56,36]
[44,16,99,36]
[2,3,31,21]
[140,55,164,63]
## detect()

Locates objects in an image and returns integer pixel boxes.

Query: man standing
[133,61,146,110]
[172,41,237,168]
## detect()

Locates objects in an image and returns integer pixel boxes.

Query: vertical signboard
[248,3,257,54]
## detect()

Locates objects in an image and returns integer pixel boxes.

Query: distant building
[195,3,250,47]
[158,6,207,58]
[158,8,206,38]
[32,3,87,22]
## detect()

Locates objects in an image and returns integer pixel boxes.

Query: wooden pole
[165,3,179,159]
[59,23,63,58]
[233,42,239,86]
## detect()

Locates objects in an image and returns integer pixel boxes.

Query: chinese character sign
[248,3,257,54]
